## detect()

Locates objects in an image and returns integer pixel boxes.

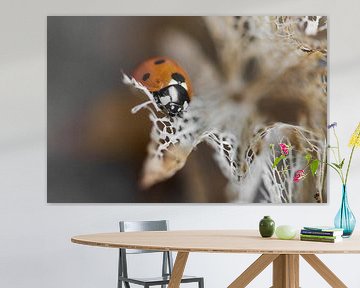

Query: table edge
[71,236,360,254]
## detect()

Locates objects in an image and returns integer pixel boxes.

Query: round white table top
[71,230,360,254]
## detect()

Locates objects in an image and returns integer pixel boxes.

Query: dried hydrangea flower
[123,16,327,203]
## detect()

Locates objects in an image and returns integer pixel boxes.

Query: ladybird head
[153,84,190,116]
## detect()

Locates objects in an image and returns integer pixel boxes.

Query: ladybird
[132,56,193,117]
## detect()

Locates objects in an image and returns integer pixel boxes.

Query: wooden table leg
[272,254,299,288]
[228,254,279,288]
[288,255,299,288]
[168,252,189,288]
[301,254,347,288]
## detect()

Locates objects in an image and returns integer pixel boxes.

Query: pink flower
[293,169,305,183]
[279,143,289,155]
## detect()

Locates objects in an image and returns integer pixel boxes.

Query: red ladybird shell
[132,56,193,99]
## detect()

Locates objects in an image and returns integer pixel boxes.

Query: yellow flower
[349,122,360,148]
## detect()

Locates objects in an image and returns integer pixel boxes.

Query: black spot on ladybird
[154,59,165,65]
[171,73,185,83]
[142,73,150,81]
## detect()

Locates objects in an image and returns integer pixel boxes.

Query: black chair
[118,220,204,288]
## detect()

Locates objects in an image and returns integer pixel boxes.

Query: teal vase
[259,216,275,238]
[334,185,356,237]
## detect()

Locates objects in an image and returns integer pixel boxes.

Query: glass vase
[334,185,356,237]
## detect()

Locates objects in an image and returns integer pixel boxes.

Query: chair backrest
[118,220,174,283]
[119,220,169,254]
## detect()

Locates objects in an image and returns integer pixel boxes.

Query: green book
[300,234,339,240]
[300,236,342,243]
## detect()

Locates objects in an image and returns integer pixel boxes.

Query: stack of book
[300,226,344,243]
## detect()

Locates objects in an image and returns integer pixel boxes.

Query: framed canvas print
[47,16,327,203]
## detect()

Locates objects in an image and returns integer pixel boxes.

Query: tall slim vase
[334,185,356,237]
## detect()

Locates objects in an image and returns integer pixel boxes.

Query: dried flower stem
[333,127,345,183]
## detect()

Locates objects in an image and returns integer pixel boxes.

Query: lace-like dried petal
[123,16,327,203]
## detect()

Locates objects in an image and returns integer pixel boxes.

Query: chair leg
[198,278,204,288]
[118,250,122,288]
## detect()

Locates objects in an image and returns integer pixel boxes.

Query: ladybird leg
[176,111,184,119]
[152,91,161,106]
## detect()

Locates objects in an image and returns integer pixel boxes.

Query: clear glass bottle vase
[334,185,356,237]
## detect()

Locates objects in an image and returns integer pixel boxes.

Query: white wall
[1,0,360,287]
